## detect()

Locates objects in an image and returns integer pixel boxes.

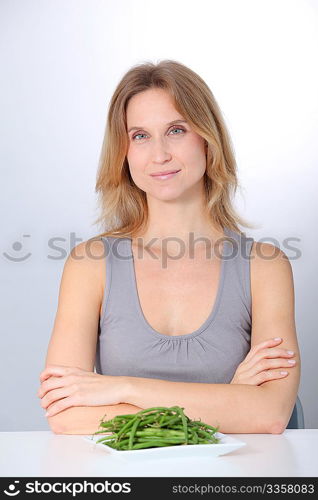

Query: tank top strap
[223,228,254,316]
[99,236,133,328]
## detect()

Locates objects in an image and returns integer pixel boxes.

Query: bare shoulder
[67,238,106,304]
[250,240,289,260]
[250,240,293,296]
[69,238,106,262]
[250,240,292,281]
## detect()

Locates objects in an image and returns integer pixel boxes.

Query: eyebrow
[128,119,188,133]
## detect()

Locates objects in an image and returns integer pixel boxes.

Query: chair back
[286,395,305,429]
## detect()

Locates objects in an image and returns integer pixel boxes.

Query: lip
[150,169,181,177]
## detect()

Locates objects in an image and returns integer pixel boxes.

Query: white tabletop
[0,430,317,477]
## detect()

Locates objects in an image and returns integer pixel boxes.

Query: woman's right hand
[230,337,296,385]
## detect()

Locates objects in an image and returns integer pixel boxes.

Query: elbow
[254,408,288,434]
[244,418,286,434]
[47,414,66,434]
[265,411,290,434]
[264,403,296,434]
[267,419,287,435]
[46,409,100,435]
[258,387,297,434]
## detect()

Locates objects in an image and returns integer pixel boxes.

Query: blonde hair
[93,59,259,239]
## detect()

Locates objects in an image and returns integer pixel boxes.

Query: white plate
[83,432,246,461]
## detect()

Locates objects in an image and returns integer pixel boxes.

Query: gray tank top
[95,227,254,383]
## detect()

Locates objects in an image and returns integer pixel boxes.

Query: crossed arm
[38,240,300,435]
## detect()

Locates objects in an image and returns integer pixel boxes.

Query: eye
[131,126,186,141]
[169,127,186,135]
[132,132,147,141]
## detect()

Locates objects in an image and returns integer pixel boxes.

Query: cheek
[126,156,140,181]
[126,152,147,187]
[181,133,205,155]
[182,140,206,175]
[126,146,147,171]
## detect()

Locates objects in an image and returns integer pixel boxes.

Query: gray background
[1,0,317,430]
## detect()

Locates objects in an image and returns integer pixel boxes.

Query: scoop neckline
[127,227,231,341]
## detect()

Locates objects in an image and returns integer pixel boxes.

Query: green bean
[177,407,188,444]
[131,429,185,437]
[128,417,141,449]
[105,441,122,449]
[191,419,219,432]
[96,436,115,445]
[113,414,137,420]
[93,429,113,436]
[136,406,172,415]
[158,413,167,426]
[190,429,199,444]
[131,441,173,450]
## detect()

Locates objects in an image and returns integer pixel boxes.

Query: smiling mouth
[150,169,181,178]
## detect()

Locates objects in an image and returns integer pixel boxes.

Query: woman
[37,60,300,434]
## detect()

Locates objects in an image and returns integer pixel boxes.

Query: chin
[152,195,181,203]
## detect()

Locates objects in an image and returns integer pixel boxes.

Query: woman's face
[126,88,207,201]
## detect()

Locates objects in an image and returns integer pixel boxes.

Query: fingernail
[287,350,294,355]
[280,371,288,375]
[273,337,282,341]
[288,359,296,364]
[45,412,50,417]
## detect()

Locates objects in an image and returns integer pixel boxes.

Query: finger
[251,357,296,376]
[255,369,289,385]
[244,338,283,363]
[40,386,73,410]
[39,365,75,383]
[39,365,66,383]
[37,375,69,398]
[257,347,295,359]
[45,395,76,417]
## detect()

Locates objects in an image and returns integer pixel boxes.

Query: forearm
[124,377,285,434]
[47,403,143,435]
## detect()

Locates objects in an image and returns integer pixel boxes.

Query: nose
[151,137,172,164]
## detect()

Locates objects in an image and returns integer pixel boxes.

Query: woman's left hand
[37,365,128,417]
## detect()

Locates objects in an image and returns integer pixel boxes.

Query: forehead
[126,88,182,123]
